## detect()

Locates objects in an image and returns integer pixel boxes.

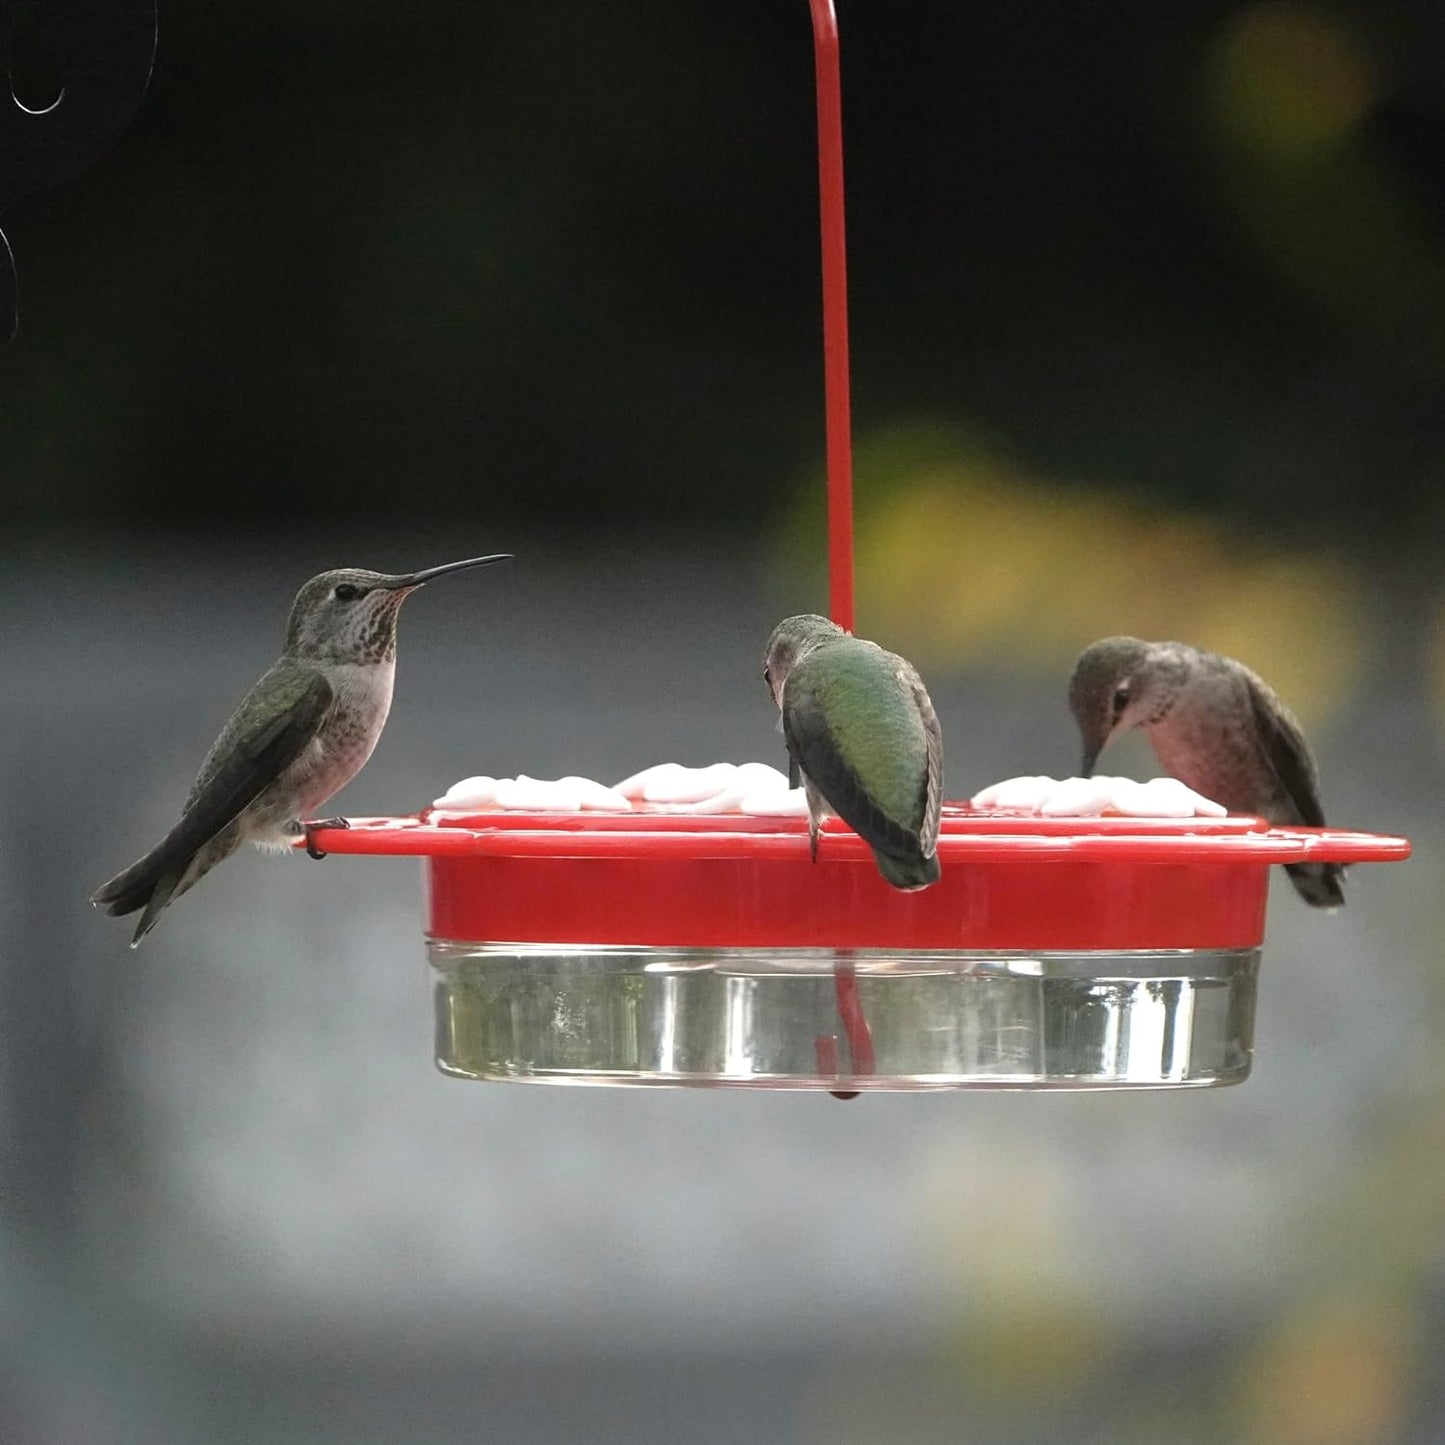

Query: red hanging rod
[808,0,854,634]
[809,0,864,1094]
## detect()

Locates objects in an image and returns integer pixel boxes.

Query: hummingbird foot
[301,816,351,860]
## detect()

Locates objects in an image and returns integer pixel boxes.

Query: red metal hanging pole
[808,0,854,633]
[809,2,869,1098]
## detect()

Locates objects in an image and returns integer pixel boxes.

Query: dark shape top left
[0,0,157,339]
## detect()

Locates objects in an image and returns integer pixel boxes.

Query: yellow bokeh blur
[786,420,1368,726]
[1210,2,1376,155]
[1233,1292,1420,1445]
[910,1143,1119,1406]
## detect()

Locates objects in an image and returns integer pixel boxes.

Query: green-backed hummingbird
[91,554,510,945]
[763,614,943,890]
[1068,635,1343,908]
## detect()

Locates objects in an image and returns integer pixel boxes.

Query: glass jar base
[430,943,1258,1091]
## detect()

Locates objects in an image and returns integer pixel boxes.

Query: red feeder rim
[308,810,1409,952]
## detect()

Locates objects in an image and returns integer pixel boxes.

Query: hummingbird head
[1069,635,1190,775]
[1069,635,1156,774]
[283,555,510,665]
[762,613,845,707]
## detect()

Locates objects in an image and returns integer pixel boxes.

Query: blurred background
[2,0,1443,1440]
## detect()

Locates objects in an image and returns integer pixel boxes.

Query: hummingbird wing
[1243,673,1327,828]
[91,667,335,919]
[181,665,336,834]
[908,666,944,856]
[1242,672,1345,907]
[184,663,334,815]
[781,644,935,862]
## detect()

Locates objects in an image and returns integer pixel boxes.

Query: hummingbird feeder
[308,0,1409,1092]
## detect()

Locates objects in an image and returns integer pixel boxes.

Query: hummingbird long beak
[1080,747,1100,778]
[383,554,512,590]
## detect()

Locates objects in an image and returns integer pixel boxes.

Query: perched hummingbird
[1068,635,1343,908]
[763,614,943,890]
[91,555,510,945]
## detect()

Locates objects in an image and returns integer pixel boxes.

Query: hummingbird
[763,614,943,890]
[91,554,510,945]
[1068,635,1343,908]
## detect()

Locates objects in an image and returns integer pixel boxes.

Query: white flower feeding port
[307,0,1409,1092]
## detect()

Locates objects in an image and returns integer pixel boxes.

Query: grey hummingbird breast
[1147,690,1271,815]
[278,664,394,821]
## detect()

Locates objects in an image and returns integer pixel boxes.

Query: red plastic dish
[306,808,1409,952]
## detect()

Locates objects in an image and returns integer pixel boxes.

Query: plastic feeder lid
[309,808,1409,951]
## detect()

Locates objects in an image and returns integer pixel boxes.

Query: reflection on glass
[432,944,1258,1091]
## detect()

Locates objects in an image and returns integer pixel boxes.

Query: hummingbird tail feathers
[90,822,241,945]
[1285,860,1345,910]
[874,848,941,892]
[129,870,183,947]
[90,836,191,944]
[91,846,176,917]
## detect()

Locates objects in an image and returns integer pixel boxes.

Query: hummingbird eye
[1111,686,1130,716]
[333,583,361,602]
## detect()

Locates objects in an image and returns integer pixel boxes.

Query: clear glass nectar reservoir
[432,943,1259,1090]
